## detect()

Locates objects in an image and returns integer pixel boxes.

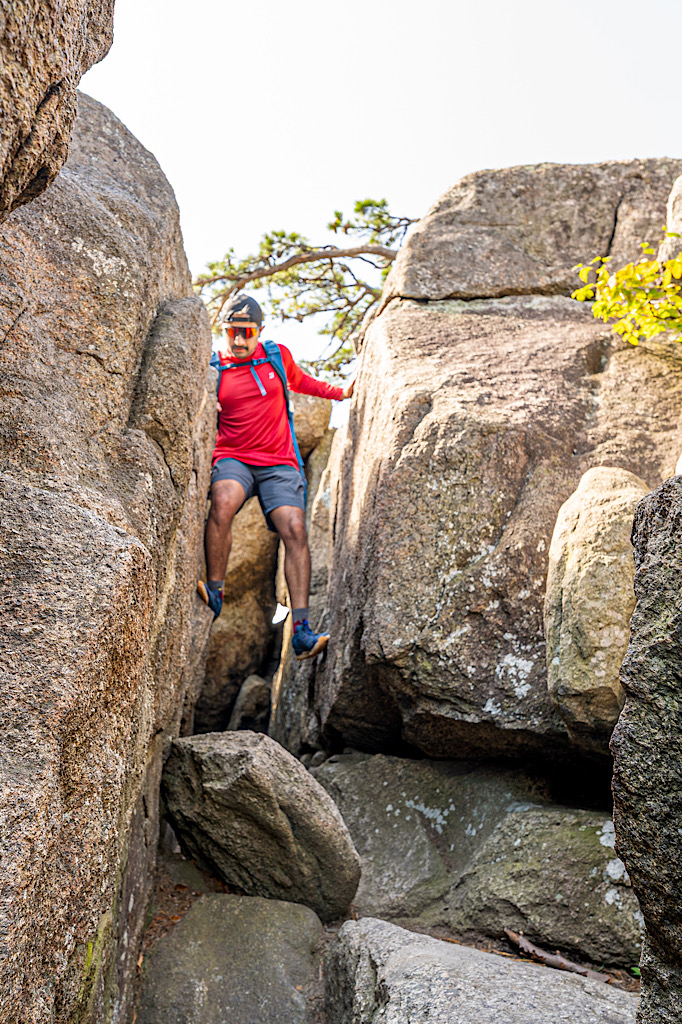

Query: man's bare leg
[269,504,329,660]
[198,479,246,617]
[268,504,310,609]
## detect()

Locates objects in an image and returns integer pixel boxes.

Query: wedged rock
[325,918,639,1024]
[271,427,340,754]
[0,94,214,1023]
[138,895,323,1024]
[448,808,644,966]
[0,5,114,219]
[544,467,649,752]
[314,294,682,758]
[162,731,361,922]
[612,477,682,1023]
[312,753,548,929]
[383,159,682,305]
[292,391,332,457]
[227,674,271,732]
[196,497,279,732]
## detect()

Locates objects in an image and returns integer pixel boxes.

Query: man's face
[221,321,261,360]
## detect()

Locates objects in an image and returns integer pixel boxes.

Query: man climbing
[197,293,353,661]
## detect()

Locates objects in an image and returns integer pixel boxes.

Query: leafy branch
[573,232,682,345]
[194,199,416,375]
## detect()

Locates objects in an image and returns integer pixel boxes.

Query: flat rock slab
[325,918,639,1024]
[163,731,361,922]
[137,895,323,1024]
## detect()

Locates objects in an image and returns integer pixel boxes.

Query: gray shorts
[211,458,305,532]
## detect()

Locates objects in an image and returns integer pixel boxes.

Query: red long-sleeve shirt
[212,342,343,468]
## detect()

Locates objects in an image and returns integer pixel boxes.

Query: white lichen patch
[597,820,616,849]
[604,858,629,884]
[483,697,501,716]
[495,652,534,698]
[403,799,449,835]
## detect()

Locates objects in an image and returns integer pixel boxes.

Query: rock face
[163,731,361,922]
[383,160,682,304]
[137,895,323,1024]
[0,94,214,1023]
[314,754,641,965]
[325,918,639,1024]
[196,393,331,733]
[0,3,114,219]
[449,808,643,966]
[544,467,649,752]
[612,477,682,1023]
[308,160,682,759]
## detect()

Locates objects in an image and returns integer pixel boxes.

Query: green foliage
[194,199,415,376]
[573,232,682,345]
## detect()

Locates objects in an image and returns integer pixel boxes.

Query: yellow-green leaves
[572,233,682,346]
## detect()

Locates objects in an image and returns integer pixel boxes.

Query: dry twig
[504,929,611,984]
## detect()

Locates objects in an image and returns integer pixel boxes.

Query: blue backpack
[210,339,307,504]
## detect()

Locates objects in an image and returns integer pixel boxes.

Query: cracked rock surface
[0,2,114,219]
[0,93,214,1023]
[612,477,682,1023]
[308,160,682,759]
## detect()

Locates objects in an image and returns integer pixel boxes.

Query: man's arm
[280,344,350,402]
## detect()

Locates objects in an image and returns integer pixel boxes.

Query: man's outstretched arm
[280,344,354,401]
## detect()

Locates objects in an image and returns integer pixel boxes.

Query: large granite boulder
[138,895,323,1024]
[383,160,682,304]
[449,808,643,966]
[292,391,332,457]
[544,467,649,752]
[0,3,114,219]
[163,731,361,922]
[0,94,214,1023]
[312,753,548,928]
[325,918,639,1024]
[308,160,682,759]
[612,477,682,1023]
[314,753,641,966]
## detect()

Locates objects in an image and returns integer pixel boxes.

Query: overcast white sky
[81,0,682,363]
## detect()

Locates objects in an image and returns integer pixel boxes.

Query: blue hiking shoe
[291,620,330,662]
[197,580,223,620]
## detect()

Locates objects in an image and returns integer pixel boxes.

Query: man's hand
[341,379,355,400]
[217,401,223,412]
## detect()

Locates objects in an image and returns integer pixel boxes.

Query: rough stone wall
[0,0,114,218]
[0,94,214,1023]
[305,160,682,760]
[612,477,682,1024]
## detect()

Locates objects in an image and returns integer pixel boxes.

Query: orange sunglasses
[224,325,259,340]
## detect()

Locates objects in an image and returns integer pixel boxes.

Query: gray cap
[220,293,263,326]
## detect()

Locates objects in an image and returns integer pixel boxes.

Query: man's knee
[279,511,308,546]
[209,485,242,527]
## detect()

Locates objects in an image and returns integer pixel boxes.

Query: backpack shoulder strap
[262,340,307,506]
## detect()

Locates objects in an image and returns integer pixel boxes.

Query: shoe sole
[197,580,210,605]
[294,634,330,662]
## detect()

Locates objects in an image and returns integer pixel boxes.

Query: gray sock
[207,580,224,593]
[292,607,309,627]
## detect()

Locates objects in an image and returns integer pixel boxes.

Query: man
[197,293,353,661]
